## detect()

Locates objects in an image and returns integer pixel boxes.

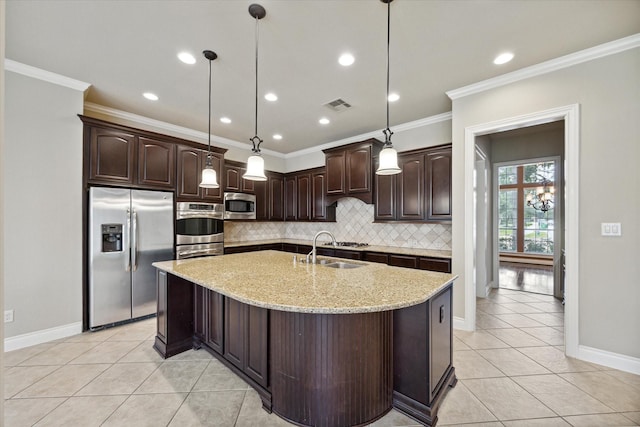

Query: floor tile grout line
[450,379,503,425]
[233,388,249,426]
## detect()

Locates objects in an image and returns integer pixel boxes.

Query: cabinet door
[430,287,452,398]
[225,165,242,192]
[296,173,311,221]
[241,172,255,193]
[375,172,396,220]
[206,290,224,354]
[254,180,269,220]
[325,151,346,195]
[426,149,452,221]
[245,305,269,387]
[284,176,297,221]
[89,126,136,184]
[224,298,245,369]
[194,285,206,342]
[269,174,285,221]
[346,145,372,194]
[176,146,202,200]
[201,152,223,203]
[157,271,168,343]
[137,137,175,188]
[398,153,425,220]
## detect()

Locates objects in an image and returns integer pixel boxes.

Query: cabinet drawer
[418,257,451,273]
[364,252,389,264]
[335,249,362,260]
[389,255,418,269]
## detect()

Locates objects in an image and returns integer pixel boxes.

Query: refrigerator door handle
[132,209,138,271]
[125,208,131,272]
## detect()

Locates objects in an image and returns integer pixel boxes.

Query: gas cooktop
[324,241,369,247]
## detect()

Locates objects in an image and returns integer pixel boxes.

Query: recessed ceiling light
[338,53,355,66]
[177,52,196,65]
[143,92,159,101]
[319,117,330,125]
[273,134,283,140]
[264,93,278,102]
[220,117,231,124]
[494,52,514,65]
[388,93,400,102]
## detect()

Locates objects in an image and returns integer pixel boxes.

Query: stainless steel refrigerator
[89,187,174,328]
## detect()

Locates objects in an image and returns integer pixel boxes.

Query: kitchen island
[153,250,457,426]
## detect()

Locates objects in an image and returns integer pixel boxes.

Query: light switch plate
[4,310,14,323]
[601,222,622,236]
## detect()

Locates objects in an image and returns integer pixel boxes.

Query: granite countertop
[153,250,456,314]
[223,238,452,259]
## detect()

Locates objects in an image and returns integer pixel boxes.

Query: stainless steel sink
[323,262,364,269]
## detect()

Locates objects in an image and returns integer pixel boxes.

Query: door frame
[464,104,580,357]
[492,155,562,298]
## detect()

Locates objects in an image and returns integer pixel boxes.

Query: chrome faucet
[307,230,337,264]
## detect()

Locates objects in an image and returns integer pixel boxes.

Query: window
[498,161,555,256]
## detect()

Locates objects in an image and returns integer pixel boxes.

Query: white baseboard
[4,322,83,352]
[453,316,472,331]
[577,345,640,375]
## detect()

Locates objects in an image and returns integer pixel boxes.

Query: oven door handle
[132,210,138,271]
[177,211,224,220]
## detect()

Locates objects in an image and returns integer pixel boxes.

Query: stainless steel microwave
[224,192,256,220]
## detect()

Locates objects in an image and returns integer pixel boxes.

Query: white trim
[453,316,469,331]
[464,104,580,359]
[578,345,640,375]
[284,112,453,159]
[4,322,83,352]
[447,33,640,100]
[4,59,91,92]
[84,102,285,158]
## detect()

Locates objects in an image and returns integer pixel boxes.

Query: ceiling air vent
[324,98,352,112]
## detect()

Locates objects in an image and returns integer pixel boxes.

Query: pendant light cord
[383,0,393,146]
[207,56,212,159]
[251,14,263,153]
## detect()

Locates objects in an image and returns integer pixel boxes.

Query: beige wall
[3,71,85,338]
[451,48,640,358]
[1,0,7,412]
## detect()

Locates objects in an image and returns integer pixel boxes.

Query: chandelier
[526,180,554,212]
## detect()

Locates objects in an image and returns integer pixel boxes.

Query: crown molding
[4,59,91,92]
[284,111,452,159]
[447,33,640,100]
[84,102,284,158]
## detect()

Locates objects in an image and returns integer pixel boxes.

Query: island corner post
[153,252,457,426]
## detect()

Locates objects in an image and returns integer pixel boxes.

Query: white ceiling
[6,0,640,154]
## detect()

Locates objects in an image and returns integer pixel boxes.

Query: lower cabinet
[392,284,455,425]
[154,272,194,358]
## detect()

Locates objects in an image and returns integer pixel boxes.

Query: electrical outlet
[601,222,622,236]
[4,310,14,323]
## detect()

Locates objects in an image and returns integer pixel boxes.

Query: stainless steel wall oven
[176,202,224,259]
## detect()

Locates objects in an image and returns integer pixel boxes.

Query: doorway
[495,157,561,297]
[463,103,580,357]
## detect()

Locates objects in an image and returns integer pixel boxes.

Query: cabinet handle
[439,305,445,324]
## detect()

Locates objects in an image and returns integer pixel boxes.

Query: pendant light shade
[199,49,220,189]
[244,154,267,181]
[242,4,268,182]
[376,0,401,176]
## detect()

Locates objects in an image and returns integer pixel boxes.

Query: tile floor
[4,288,640,426]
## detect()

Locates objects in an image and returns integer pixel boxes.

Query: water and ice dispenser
[101,224,123,252]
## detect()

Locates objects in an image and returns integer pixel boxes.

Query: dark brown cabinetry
[364,251,451,273]
[269,173,285,221]
[194,286,224,355]
[283,168,335,222]
[176,145,224,203]
[88,126,136,185]
[393,284,455,425]
[323,139,383,204]
[375,144,452,223]
[154,272,194,358]
[311,169,336,221]
[284,176,298,221]
[224,161,255,194]
[137,137,176,188]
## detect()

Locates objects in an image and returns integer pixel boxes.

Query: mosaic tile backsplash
[224,197,452,250]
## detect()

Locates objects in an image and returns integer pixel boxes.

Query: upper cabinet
[323,139,383,204]
[176,145,224,203]
[283,168,335,222]
[224,161,255,194]
[374,144,452,223]
[81,116,226,197]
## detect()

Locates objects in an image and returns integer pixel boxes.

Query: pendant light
[199,49,220,188]
[243,4,268,182]
[376,0,401,175]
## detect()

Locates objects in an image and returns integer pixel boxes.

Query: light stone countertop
[224,238,452,259]
[153,250,456,314]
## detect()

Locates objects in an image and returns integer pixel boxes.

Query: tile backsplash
[224,197,452,251]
